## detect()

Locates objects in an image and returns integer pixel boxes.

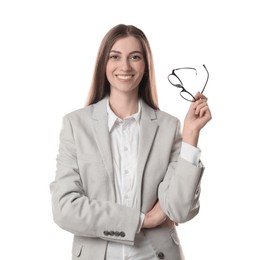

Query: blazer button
[114,231,120,237]
[103,231,110,236]
[119,232,125,237]
[157,252,165,259]
[110,231,115,236]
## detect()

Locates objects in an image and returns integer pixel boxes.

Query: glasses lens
[168,74,182,87]
[180,90,195,102]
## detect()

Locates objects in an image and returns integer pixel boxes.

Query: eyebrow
[109,50,143,55]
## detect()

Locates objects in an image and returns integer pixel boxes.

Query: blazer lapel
[91,98,115,193]
[136,101,159,209]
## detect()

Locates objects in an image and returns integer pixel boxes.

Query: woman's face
[106,36,145,96]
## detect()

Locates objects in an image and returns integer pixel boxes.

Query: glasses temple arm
[200,64,209,94]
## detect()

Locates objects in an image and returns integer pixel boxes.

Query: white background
[1,0,258,259]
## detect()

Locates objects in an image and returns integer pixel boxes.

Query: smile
[116,75,134,80]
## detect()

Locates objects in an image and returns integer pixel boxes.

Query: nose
[120,58,131,71]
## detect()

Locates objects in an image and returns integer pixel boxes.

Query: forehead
[110,36,143,53]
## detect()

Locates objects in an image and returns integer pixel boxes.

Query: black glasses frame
[168,64,209,102]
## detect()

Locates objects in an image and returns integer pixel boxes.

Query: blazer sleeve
[158,120,205,223]
[49,115,140,246]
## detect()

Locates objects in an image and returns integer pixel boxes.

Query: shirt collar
[107,98,141,132]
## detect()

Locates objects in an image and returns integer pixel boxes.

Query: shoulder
[61,98,107,129]
[63,98,107,121]
[141,100,180,127]
[63,105,93,122]
[156,109,179,123]
[155,109,181,132]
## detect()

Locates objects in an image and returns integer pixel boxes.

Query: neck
[109,92,139,119]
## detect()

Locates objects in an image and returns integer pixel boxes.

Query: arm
[50,116,140,245]
[158,93,212,223]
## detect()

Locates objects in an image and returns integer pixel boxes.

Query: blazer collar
[140,99,157,121]
[91,97,108,121]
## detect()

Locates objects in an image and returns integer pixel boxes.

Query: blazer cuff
[137,213,145,233]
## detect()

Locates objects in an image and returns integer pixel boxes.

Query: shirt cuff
[137,213,145,233]
[180,142,201,166]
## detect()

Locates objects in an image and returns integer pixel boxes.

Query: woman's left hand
[182,92,212,147]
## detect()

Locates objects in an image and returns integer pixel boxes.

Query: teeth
[117,75,132,80]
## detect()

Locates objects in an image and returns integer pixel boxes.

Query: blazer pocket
[170,228,180,246]
[72,242,83,257]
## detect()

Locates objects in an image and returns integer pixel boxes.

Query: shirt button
[124,146,128,151]
[124,170,129,174]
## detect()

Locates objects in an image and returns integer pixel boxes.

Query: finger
[165,218,179,228]
[194,99,208,115]
[198,104,212,120]
[198,104,210,117]
[194,92,208,101]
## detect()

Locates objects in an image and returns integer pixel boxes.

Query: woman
[50,24,212,260]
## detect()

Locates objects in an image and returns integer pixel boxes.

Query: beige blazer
[50,97,204,260]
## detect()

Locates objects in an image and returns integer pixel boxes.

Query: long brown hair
[86,24,159,109]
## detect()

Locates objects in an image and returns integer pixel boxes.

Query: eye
[109,54,120,60]
[130,54,142,60]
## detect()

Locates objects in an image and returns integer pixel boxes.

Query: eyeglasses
[168,64,209,102]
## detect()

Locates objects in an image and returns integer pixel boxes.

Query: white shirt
[105,99,201,260]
